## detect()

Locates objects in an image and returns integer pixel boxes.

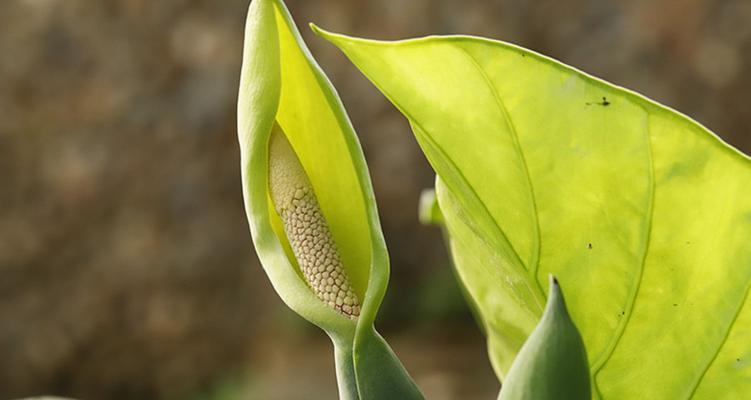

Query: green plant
[238,1,751,399]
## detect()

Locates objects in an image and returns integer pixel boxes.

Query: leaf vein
[687,283,751,399]
[592,110,655,397]
[456,46,544,298]
[410,123,543,310]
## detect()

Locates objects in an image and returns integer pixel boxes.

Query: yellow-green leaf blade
[317,28,751,398]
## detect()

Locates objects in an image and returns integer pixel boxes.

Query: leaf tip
[309,23,354,48]
[548,274,562,306]
[309,23,331,39]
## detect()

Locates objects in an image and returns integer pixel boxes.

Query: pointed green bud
[498,275,591,400]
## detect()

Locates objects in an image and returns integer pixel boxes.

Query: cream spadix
[268,124,361,319]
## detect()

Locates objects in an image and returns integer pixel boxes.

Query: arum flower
[236,0,423,398]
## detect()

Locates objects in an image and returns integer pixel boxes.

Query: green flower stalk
[237,0,423,399]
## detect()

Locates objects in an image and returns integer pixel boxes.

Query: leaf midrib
[456,46,545,300]
[410,122,544,311]
[686,284,751,399]
[591,110,655,399]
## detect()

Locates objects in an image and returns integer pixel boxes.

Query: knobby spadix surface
[268,125,362,319]
[316,27,751,399]
[237,1,422,399]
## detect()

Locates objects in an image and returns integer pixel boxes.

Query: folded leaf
[315,27,751,399]
[237,2,422,398]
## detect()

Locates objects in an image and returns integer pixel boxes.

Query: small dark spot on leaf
[737,358,741,362]
[620,311,625,316]
[673,303,677,307]
[586,97,611,106]
[587,243,593,250]
[521,53,526,58]
[686,241,691,245]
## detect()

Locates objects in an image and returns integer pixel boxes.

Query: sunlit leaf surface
[317,27,751,399]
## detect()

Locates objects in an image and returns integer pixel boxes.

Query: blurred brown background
[0,0,749,399]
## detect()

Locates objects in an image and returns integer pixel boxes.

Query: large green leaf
[315,27,751,398]
[237,2,422,398]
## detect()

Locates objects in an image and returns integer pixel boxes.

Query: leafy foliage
[316,27,751,399]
